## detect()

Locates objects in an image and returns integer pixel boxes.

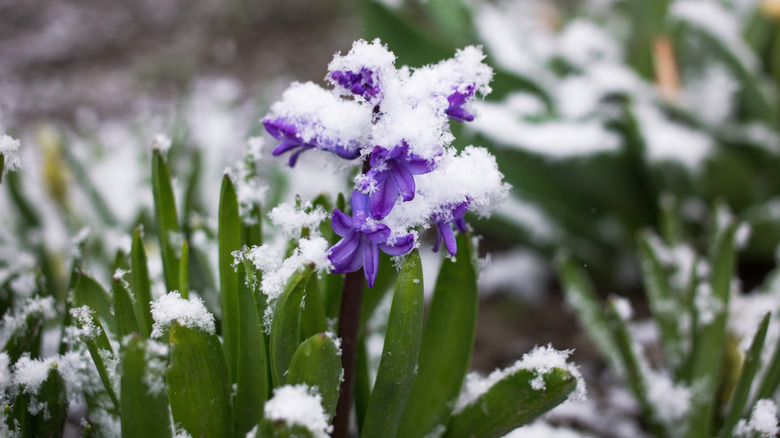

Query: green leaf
[3,310,46,363]
[242,203,263,248]
[112,280,139,340]
[359,0,455,67]
[362,250,424,438]
[131,228,154,338]
[234,262,270,437]
[179,239,189,299]
[36,364,69,437]
[120,336,172,438]
[721,313,771,438]
[8,364,68,438]
[399,233,478,437]
[603,297,661,435]
[152,149,181,293]
[167,322,232,438]
[287,333,343,420]
[270,267,314,386]
[74,309,119,411]
[754,315,780,402]
[677,21,776,123]
[255,418,317,438]
[555,253,621,371]
[637,231,684,373]
[219,174,242,384]
[686,207,737,438]
[444,368,577,438]
[354,337,371,434]
[73,273,115,335]
[299,274,328,341]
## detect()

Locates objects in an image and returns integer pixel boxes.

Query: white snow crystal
[268,202,328,238]
[150,291,215,338]
[151,133,172,153]
[264,384,332,438]
[0,296,57,347]
[734,399,779,437]
[0,134,21,173]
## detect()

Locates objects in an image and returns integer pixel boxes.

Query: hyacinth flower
[432,200,470,255]
[330,67,382,103]
[358,142,436,220]
[263,81,371,167]
[328,190,415,287]
[445,84,477,122]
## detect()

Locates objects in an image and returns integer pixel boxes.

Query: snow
[503,421,596,438]
[241,236,332,303]
[381,146,510,240]
[479,249,549,302]
[150,291,216,337]
[613,297,633,321]
[265,81,373,156]
[734,399,779,437]
[0,134,22,173]
[454,344,586,414]
[264,384,332,438]
[470,99,621,158]
[645,369,691,430]
[142,340,168,396]
[671,0,759,70]
[634,104,713,170]
[0,296,57,347]
[69,306,101,340]
[268,201,328,238]
[11,352,95,411]
[151,133,172,153]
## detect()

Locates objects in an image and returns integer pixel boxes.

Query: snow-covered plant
[558,202,780,438]
[361,0,780,283]
[0,41,584,438]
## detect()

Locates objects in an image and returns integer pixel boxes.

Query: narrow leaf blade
[167,323,232,438]
[362,250,424,438]
[398,233,478,437]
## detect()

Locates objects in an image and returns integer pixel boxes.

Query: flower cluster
[263,39,509,287]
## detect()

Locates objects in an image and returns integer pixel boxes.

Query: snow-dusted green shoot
[0,39,581,438]
[558,202,780,438]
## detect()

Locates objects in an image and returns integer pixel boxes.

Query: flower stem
[332,270,365,438]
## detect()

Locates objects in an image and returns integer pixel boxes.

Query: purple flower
[432,200,469,255]
[328,191,415,287]
[330,67,382,102]
[445,85,476,122]
[359,142,435,220]
[264,117,362,167]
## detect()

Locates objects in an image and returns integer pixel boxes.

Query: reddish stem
[332,270,365,438]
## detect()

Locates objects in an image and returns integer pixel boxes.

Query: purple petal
[405,157,434,175]
[329,232,365,273]
[389,161,415,202]
[432,229,442,253]
[445,106,474,123]
[454,217,468,233]
[369,178,399,219]
[378,233,415,256]
[452,200,470,218]
[363,242,379,288]
[350,191,370,217]
[363,223,391,244]
[287,146,313,167]
[331,209,355,237]
[439,222,458,255]
[272,139,302,156]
